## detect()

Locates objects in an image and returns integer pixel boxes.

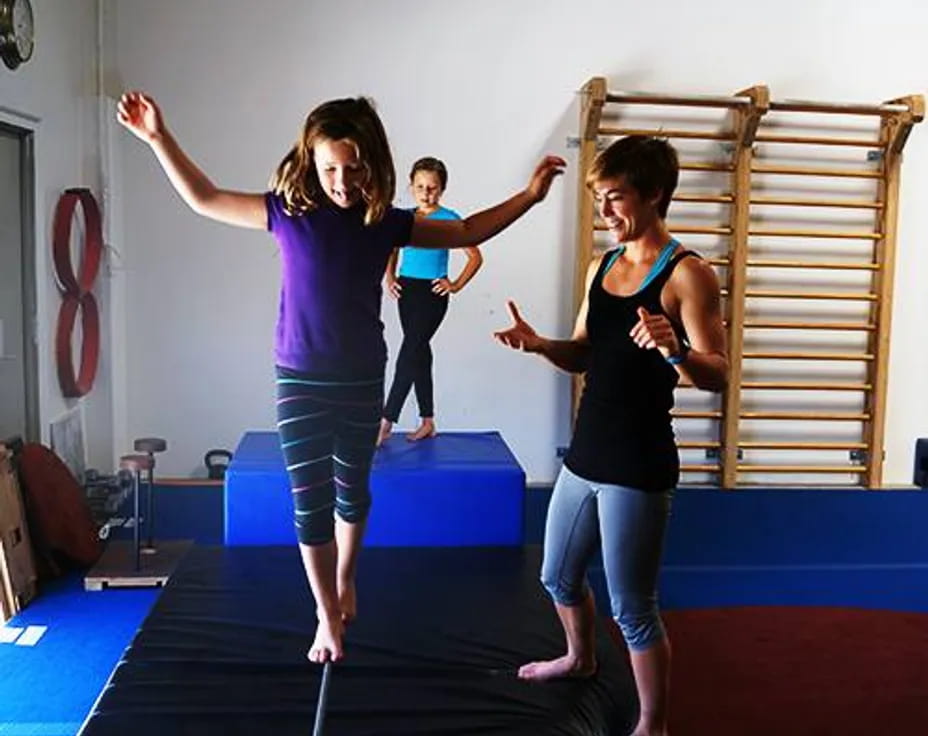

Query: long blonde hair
[270,97,396,225]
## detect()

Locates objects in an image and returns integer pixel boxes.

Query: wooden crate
[0,445,38,623]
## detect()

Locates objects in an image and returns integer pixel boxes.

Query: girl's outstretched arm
[117,91,266,230]
[409,156,566,249]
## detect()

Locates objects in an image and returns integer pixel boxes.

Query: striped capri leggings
[275,365,383,546]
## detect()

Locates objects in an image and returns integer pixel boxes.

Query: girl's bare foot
[517,653,597,681]
[308,616,345,663]
[406,418,436,441]
[376,418,393,447]
[337,577,356,624]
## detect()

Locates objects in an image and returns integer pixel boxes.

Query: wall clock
[0,0,34,70]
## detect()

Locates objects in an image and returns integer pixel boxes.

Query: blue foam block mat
[224,431,525,546]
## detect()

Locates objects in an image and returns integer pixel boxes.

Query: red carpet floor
[661,606,928,735]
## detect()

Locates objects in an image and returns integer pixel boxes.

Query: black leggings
[383,277,449,422]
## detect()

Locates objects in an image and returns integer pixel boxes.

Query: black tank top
[564,248,699,491]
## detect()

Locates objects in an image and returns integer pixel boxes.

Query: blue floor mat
[0,573,159,735]
[4,556,928,735]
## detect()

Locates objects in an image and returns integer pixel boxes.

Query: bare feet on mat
[308,617,345,663]
[376,418,393,447]
[517,654,597,681]
[337,577,356,624]
[406,418,436,442]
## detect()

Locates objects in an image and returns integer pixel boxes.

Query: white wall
[0,0,115,471]
[109,0,928,483]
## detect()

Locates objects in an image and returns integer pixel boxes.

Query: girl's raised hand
[116,91,165,144]
[526,155,567,203]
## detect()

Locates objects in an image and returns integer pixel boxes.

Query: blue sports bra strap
[603,246,624,273]
[603,237,676,275]
[599,238,686,294]
[637,238,680,293]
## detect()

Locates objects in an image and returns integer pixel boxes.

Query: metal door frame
[0,115,38,442]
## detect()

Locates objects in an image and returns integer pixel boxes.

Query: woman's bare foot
[376,418,393,447]
[308,616,345,663]
[406,418,437,441]
[337,577,356,624]
[630,721,668,736]
[517,653,597,681]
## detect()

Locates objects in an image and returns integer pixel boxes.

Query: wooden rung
[768,99,909,116]
[674,225,733,235]
[677,380,870,391]
[736,465,868,473]
[749,227,881,240]
[746,259,879,271]
[745,290,877,301]
[742,320,875,331]
[673,193,735,204]
[681,162,734,172]
[605,91,752,109]
[671,410,723,419]
[754,133,884,147]
[619,228,883,241]
[752,164,881,179]
[743,351,874,361]
[707,258,881,271]
[678,441,721,449]
[740,381,872,391]
[598,127,736,141]
[739,411,869,420]
[738,441,868,450]
[680,464,721,472]
[749,195,883,210]
[677,194,885,209]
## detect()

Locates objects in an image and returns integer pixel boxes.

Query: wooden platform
[84,539,193,591]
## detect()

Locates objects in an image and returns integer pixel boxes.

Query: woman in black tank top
[495,136,728,736]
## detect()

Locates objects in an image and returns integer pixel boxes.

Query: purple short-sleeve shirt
[265,192,414,377]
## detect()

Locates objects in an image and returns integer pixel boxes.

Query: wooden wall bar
[574,77,923,488]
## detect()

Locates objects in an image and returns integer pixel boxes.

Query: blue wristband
[665,345,689,365]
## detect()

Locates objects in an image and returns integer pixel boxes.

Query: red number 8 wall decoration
[53,188,103,398]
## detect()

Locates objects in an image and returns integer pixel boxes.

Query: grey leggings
[541,464,673,651]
